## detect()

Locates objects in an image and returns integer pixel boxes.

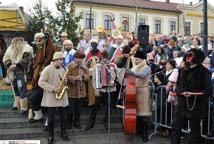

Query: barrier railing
[149,84,214,140]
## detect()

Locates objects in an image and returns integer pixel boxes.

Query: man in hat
[125,50,152,142]
[171,49,212,144]
[85,38,102,106]
[85,50,118,130]
[3,36,34,114]
[55,32,68,52]
[77,31,91,56]
[39,52,69,144]
[62,39,75,67]
[66,51,89,130]
[108,34,124,63]
[28,32,56,122]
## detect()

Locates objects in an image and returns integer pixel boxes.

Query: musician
[85,50,118,130]
[85,38,102,106]
[62,39,75,67]
[171,49,212,144]
[66,51,89,130]
[55,32,68,52]
[38,52,69,144]
[3,35,33,114]
[125,50,152,142]
[28,32,56,122]
[108,34,124,63]
[77,31,91,56]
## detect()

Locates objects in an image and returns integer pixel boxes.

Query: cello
[122,44,139,135]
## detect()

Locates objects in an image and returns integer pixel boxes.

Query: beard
[11,41,24,62]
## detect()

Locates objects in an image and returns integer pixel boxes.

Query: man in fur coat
[28,33,56,122]
[125,50,152,142]
[3,36,33,114]
[171,49,213,144]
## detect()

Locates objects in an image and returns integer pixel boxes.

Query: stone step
[0,107,122,118]
[0,123,123,140]
[0,114,122,129]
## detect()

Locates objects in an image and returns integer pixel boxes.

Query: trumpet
[56,70,69,100]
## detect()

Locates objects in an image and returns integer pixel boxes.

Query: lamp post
[203,0,208,56]
[89,0,92,36]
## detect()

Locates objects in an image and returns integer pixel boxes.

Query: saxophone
[56,70,69,100]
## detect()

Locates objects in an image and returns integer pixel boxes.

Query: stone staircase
[0,107,123,140]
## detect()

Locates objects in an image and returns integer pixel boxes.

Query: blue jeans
[12,73,28,99]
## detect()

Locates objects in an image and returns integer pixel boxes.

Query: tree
[27,0,82,46]
[55,0,82,46]
[27,0,57,40]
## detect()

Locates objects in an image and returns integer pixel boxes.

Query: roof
[73,0,181,13]
[0,3,27,31]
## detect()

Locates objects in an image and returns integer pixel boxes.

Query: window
[104,15,112,30]
[86,13,94,29]
[184,22,191,36]
[155,20,161,34]
[122,17,129,32]
[170,21,176,33]
[139,18,145,25]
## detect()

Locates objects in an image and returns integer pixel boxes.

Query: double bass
[122,44,139,135]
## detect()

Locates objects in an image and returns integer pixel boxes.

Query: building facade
[73,0,214,36]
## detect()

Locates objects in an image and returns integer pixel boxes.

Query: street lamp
[89,0,92,36]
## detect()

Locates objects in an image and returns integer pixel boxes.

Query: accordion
[95,63,115,89]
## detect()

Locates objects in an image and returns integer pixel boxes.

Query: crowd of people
[0,29,214,144]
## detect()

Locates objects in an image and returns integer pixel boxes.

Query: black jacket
[175,64,212,119]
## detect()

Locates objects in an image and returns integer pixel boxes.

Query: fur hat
[53,52,64,61]
[73,51,85,59]
[134,50,147,60]
[34,32,45,39]
[63,40,73,46]
[122,45,131,54]
[184,48,205,64]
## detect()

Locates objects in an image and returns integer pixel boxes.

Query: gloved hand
[125,68,134,75]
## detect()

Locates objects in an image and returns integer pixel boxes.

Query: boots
[85,115,96,130]
[74,112,81,129]
[29,109,43,123]
[19,98,28,115]
[67,115,73,130]
[60,124,69,141]
[48,121,54,144]
[12,96,20,110]
[141,117,149,142]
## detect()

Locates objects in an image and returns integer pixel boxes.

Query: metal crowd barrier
[149,84,214,140]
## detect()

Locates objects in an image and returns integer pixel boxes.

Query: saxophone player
[66,51,89,130]
[38,52,69,144]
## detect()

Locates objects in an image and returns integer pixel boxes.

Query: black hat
[134,50,147,60]
[184,48,205,64]
[122,45,131,54]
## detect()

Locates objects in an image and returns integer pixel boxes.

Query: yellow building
[73,0,214,36]
[178,1,214,36]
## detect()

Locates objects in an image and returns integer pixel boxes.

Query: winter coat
[67,60,89,98]
[175,64,212,119]
[131,60,152,116]
[39,64,69,107]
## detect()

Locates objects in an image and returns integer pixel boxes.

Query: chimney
[19,6,24,14]
[166,0,170,3]
[190,2,193,5]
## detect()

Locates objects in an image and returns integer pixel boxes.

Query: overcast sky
[0,0,214,14]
